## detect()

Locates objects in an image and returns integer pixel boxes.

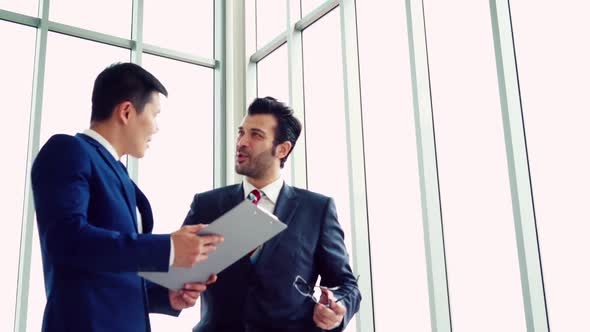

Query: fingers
[169,289,198,310]
[180,289,201,302]
[170,284,205,310]
[199,233,225,246]
[318,287,334,305]
[314,303,338,330]
[192,234,224,264]
[182,292,197,306]
[182,225,225,245]
[192,227,224,259]
[313,293,346,330]
[330,298,347,316]
[182,224,208,233]
[205,274,218,285]
[169,275,218,310]
[182,283,207,292]
[172,224,224,268]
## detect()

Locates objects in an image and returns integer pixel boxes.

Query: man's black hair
[247,97,302,168]
[91,62,167,123]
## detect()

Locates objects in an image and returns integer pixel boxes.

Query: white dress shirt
[242,176,284,216]
[82,129,174,266]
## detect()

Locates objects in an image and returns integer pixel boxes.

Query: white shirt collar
[243,177,284,204]
[83,128,120,161]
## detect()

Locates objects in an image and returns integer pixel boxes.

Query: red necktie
[247,189,262,205]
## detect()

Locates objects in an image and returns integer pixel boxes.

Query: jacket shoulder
[39,134,91,155]
[32,134,91,178]
[290,185,331,203]
[197,184,241,201]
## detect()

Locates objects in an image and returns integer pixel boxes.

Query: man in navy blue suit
[31,62,223,332]
[183,97,361,332]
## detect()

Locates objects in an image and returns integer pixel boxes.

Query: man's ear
[276,141,292,159]
[115,101,133,125]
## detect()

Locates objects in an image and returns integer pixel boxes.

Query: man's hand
[313,287,346,330]
[172,224,223,268]
[169,274,218,310]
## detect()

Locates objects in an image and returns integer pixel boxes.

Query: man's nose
[237,135,248,147]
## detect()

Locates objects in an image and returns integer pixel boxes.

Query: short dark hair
[91,62,168,123]
[247,97,302,168]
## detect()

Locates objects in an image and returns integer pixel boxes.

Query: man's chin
[129,151,146,159]
[235,165,253,177]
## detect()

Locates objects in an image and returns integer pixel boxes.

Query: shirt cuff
[169,237,175,267]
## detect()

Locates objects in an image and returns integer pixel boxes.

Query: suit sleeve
[316,197,361,331]
[31,135,170,273]
[182,193,200,226]
[146,281,181,316]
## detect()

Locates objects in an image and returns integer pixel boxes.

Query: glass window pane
[356,2,431,331]
[257,46,289,103]
[144,1,213,58]
[511,2,590,330]
[27,33,129,332]
[140,54,214,331]
[39,34,129,145]
[256,0,286,48]
[0,0,38,17]
[302,9,355,332]
[0,20,35,332]
[49,0,131,38]
[256,45,291,184]
[301,0,326,18]
[246,0,257,54]
[423,1,526,331]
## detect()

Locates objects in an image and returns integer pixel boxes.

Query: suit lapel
[272,184,299,226]
[77,133,138,232]
[224,184,245,213]
[134,183,153,233]
[255,184,299,268]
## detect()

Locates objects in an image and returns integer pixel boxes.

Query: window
[511,1,590,330]
[423,0,526,330]
[0,20,36,332]
[143,0,213,57]
[255,0,287,48]
[0,0,39,17]
[140,54,214,331]
[302,8,361,331]
[356,1,431,330]
[256,46,288,103]
[302,9,352,253]
[256,45,292,183]
[50,0,132,38]
[301,10,356,332]
[301,0,326,18]
[38,34,129,145]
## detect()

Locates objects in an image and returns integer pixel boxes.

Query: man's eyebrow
[251,128,267,135]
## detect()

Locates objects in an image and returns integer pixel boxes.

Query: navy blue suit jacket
[183,184,361,332]
[31,133,178,332]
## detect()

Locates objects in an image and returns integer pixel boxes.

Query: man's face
[235,114,279,179]
[126,92,160,158]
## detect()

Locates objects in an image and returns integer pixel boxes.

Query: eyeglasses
[292,275,360,308]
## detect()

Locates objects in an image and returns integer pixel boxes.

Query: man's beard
[235,147,276,178]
